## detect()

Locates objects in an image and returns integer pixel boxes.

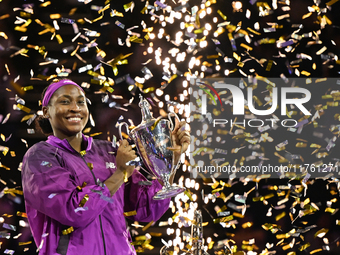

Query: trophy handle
[167,111,180,131]
[118,122,130,140]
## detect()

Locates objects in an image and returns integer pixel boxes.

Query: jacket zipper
[79,154,107,255]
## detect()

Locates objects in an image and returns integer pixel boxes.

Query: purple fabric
[42,79,84,107]
[22,135,170,255]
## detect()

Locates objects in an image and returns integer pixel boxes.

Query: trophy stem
[153,174,185,200]
[162,174,171,189]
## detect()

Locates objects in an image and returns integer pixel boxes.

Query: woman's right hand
[104,139,137,196]
[115,139,136,178]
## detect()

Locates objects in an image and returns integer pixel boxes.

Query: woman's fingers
[177,130,190,141]
[119,139,131,151]
[176,121,190,143]
[117,139,137,167]
[169,119,191,154]
[176,121,187,134]
[172,118,180,133]
[180,133,190,144]
[119,140,135,155]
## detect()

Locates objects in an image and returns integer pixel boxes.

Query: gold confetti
[168,74,177,83]
[21,114,35,122]
[310,249,323,254]
[296,142,307,148]
[98,4,110,14]
[325,207,336,213]
[89,132,103,137]
[50,14,61,19]
[213,215,233,223]
[326,0,339,5]
[301,70,310,76]
[55,34,63,44]
[242,222,253,228]
[124,210,137,217]
[123,2,134,11]
[302,12,313,19]
[16,104,31,113]
[275,211,286,221]
[315,228,328,238]
[4,189,23,195]
[184,189,193,201]
[142,221,154,231]
[276,233,290,239]
[86,163,93,170]
[217,10,227,20]
[240,43,253,51]
[0,14,10,20]
[19,241,32,246]
[0,31,8,39]
[298,243,310,251]
[78,194,89,207]
[62,226,74,235]
[142,87,155,93]
[111,10,124,17]
[40,1,51,7]
[15,26,27,32]
[22,85,33,91]
[233,212,244,218]
[233,52,241,61]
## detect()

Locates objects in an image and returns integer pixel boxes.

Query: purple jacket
[22,135,170,255]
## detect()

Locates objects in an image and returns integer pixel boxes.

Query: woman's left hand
[168,119,190,162]
[166,119,190,184]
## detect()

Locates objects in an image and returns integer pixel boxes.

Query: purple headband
[42,79,84,107]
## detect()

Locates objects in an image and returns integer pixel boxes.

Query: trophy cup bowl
[118,96,185,200]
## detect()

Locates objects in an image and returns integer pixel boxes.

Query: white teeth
[68,117,81,121]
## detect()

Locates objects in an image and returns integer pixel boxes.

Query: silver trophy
[119,95,185,200]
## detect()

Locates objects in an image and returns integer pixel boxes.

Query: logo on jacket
[106,162,116,169]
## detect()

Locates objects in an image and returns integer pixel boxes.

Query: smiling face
[43,85,89,140]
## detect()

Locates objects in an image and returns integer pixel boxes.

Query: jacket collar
[46,134,93,153]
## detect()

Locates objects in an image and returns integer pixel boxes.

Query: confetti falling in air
[1,0,340,254]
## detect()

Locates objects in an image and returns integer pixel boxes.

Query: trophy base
[153,185,185,200]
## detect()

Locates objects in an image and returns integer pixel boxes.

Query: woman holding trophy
[21,79,190,255]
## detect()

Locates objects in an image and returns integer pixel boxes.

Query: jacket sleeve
[123,170,170,222]
[22,147,112,228]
